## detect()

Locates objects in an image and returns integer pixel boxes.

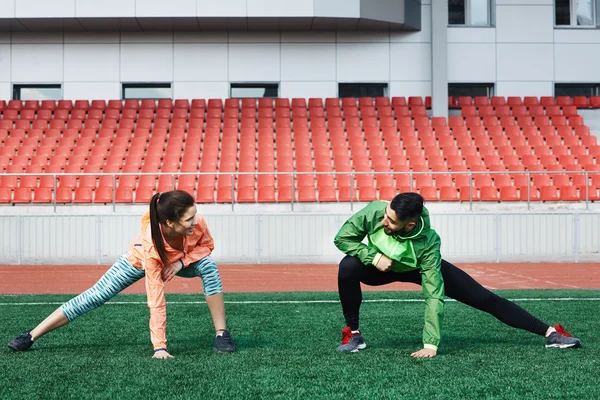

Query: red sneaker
[340,326,353,345]
[338,326,366,352]
[554,324,573,338]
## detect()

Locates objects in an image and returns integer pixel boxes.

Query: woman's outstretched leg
[8,255,144,351]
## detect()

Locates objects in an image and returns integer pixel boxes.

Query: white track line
[1,297,600,306]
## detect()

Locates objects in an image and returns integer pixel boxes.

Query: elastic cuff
[154,347,167,353]
[423,344,438,351]
[372,253,383,267]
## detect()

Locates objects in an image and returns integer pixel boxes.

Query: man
[334,192,581,358]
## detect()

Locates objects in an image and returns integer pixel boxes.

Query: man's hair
[390,192,424,222]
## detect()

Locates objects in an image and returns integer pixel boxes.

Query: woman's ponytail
[149,192,169,267]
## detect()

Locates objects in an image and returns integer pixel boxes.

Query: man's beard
[384,226,406,236]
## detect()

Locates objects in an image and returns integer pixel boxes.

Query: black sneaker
[8,330,34,352]
[545,324,582,349]
[214,330,236,353]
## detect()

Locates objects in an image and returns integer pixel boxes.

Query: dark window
[13,84,61,101]
[448,83,494,97]
[338,83,387,98]
[555,0,571,25]
[555,83,600,97]
[122,83,172,100]
[555,0,596,26]
[230,83,279,98]
[449,0,466,25]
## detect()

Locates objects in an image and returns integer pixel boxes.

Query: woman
[8,190,235,358]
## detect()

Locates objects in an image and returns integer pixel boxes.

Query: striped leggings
[61,254,223,321]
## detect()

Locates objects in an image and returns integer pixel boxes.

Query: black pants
[338,255,549,336]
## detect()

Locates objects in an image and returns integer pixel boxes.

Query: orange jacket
[126,212,215,350]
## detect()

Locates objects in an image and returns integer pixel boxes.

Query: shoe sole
[545,342,581,349]
[214,347,236,353]
[337,343,367,353]
[7,343,27,352]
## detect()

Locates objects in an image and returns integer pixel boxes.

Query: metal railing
[0,170,598,212]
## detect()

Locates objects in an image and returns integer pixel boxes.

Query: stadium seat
[33,187,53,203]
[540,186,560,201]
[560,186,579,201]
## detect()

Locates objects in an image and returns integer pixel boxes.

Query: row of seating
[1,180,599,204]
[461,105,580,118]
[1,95,600,113]
[450,96,600,108]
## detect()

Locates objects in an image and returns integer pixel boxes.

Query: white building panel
[228,43,280,81]
[554,29,600,44]
[174,43,228,82]
[279,81,337,100]
[120,32,173,44]
[281,31,336,43]
[197,0,247,17]
[247,0,313,17]
[314,0,359,17]
[390,43,431,82]
[281,43,336,81]
[64,44,120,82]
[229,32,280,43]
[495,81,553,97]
[448,43,496,83]
[336,31,390,43]
[63,82,121,101]
[15,0,75,18]
[0,0,15,18]
[448,27,496,43]
[337,43,390,82]
[11,44,63,82]
[555,44,600,82]
[174,32,228,43]
[120,43,174,82]
[0,45,10,80]
[496,5,554,43]
[496,43,553,81]
[173,81,229,100]
[75,0,135,17]
[0,82,9,99]
[135,0,197,17]
[390,81,432,97]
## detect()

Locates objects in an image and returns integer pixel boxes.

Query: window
[449,0,493,26]
[555,83,600,97]
[449,83,495,97]
[230,83,278,98]
[555,0,596,26]
[338,83,388,98]
[122,83,172,100]
[13,84,61,101]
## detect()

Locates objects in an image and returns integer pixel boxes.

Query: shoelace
[555,324,573,338]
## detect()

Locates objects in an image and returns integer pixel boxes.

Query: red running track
[1,263,599,295]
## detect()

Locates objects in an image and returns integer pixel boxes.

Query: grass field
[1,290,598,400]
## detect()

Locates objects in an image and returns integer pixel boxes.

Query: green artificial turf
[1,290,598,400]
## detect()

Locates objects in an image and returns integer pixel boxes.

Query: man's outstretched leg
[439,260,581,349]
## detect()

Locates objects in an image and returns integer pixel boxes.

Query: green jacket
[334,200,444,350]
